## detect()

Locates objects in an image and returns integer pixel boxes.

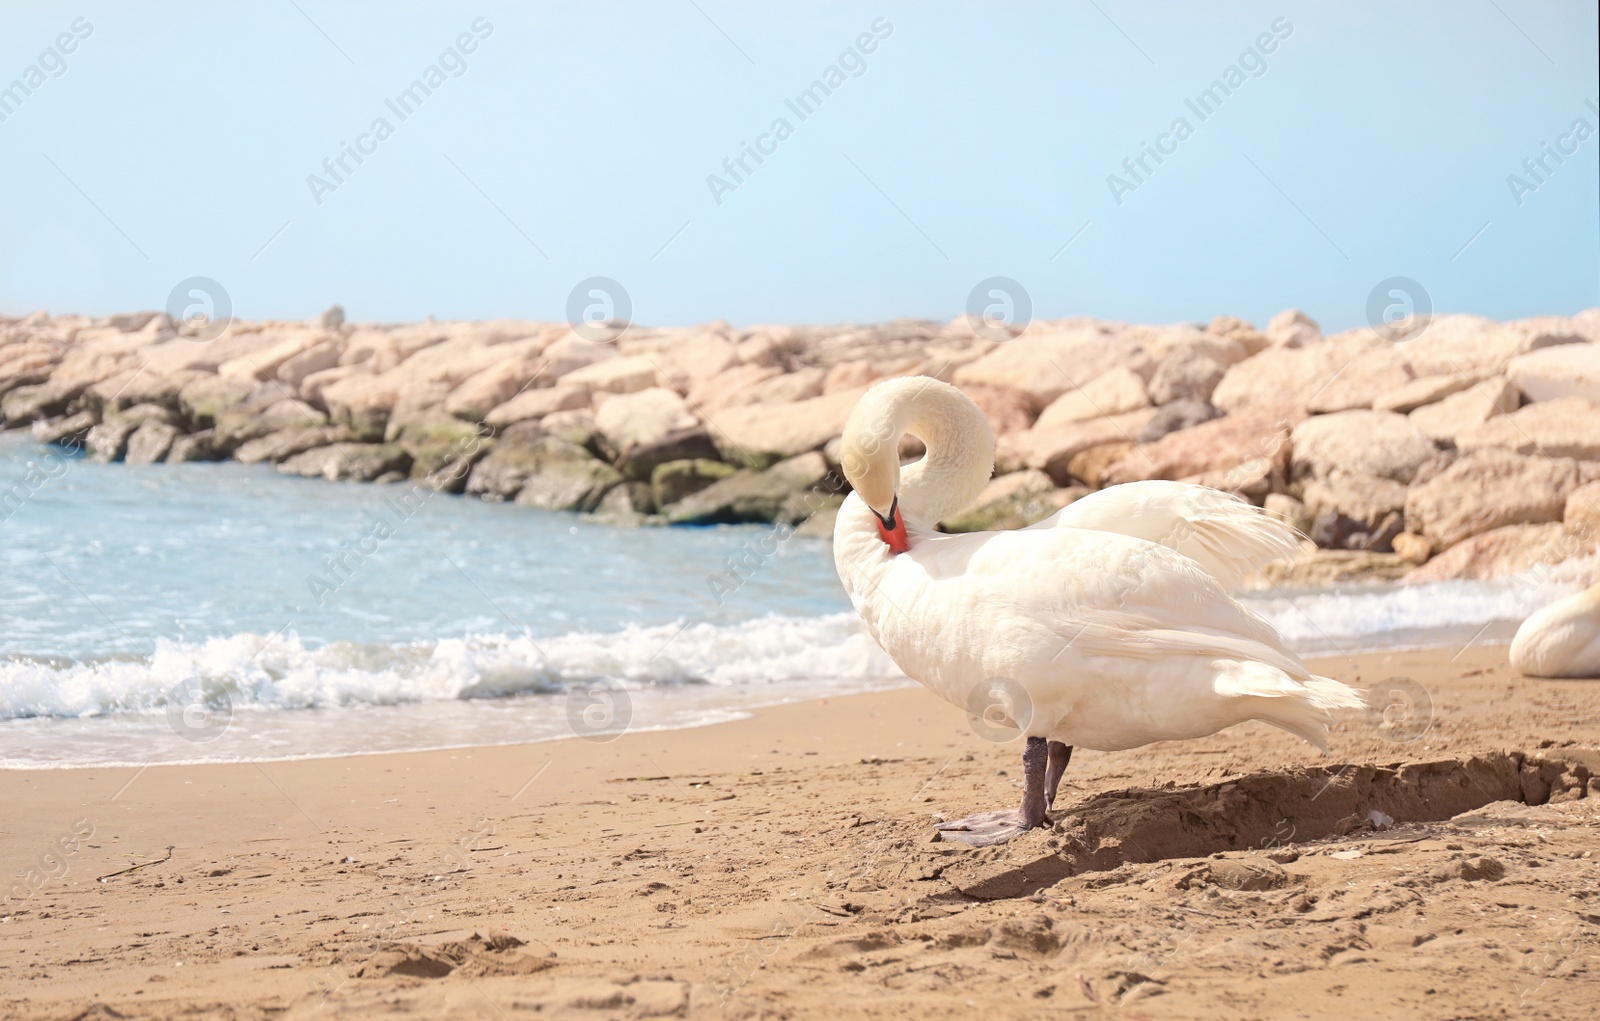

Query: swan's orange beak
[874,497,909,555]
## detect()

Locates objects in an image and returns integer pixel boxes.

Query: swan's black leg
[1044,741,1073,811]
[934,737,1051,846]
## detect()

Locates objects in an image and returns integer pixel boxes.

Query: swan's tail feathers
[1302,675,1369,711]
[1042,480,1302,590]
[1213,661,1366,753]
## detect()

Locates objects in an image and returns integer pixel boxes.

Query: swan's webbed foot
[933,808,1040,846]
[934,736,1062,846]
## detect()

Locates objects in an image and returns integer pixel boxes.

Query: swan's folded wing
[1031,480,1300,591]
[943,524,1307,678]
[1058,617,1310,681]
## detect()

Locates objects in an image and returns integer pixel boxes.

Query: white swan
[832,377,1365,845]
[1510,582,1600,678]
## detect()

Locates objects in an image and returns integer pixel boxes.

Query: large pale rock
[1289,411,1437,484]
[1506,345,1600,404]
[1373,373,1480,414]
[1265,309,1321,348]
[235,425,358,464]
[1455,397,1600,460]
[1207,315,1269,356]
[939,470,1084,533]
[1147,348,1226,406]
[560,354,660,394]
[1404,523,1596,583]
[735,334,783,368]
[218,329,325,381]
[123,421,182,464]
[962,384,1036,437]
[1065,442,1134,488]
[49,344,136,393]
[389,413,491,489]
[953,329,1149,411]
[277,443,413,482]
[1138,399,1220,442]
[1102,405,1303,488]
[167,430,222,462]
[1133,326,1247,366]
[215,398,329,450]
[175,374,259,429]
[594,387,717,480]
[465,423,619,510]
[661,332,739,384]
[513,454,623,513]
[320,373,403,441]
[722,368,825,408]
[443,318,545,348]
[999,409,1156,485]
[445,356,544,422]
[464,422,549,500]
[912,341,994,381]
[0,346,59,396]
[107,310,160,332]
[664,452,836,525]
[90,369,209,416]
[688,363,783,414]
[709,388,869,469]
[651,458,739,509]
[299,363,371,408]
[32,410,96,446]
[340,325,446,371]
[1300,471,1407,552]
[538,409,609,459]
[484,384,590,428]
[823,361,881,395]
[1408,378,1519,444]
[1566,481,1600,538]
[1403,314,1557,378]
[1,382,69,426]
[1212,333,1381,414]
[1404,448,1587,550]
[1310,345,1415,414]
[85,405,174,462]
[276,340,343,389]
[137,337,233,377]
[1033,367,1149,429]
[595,388,696,449]
[1508,312,1600,347]
[384,337,535,396]
[537,335,614,379]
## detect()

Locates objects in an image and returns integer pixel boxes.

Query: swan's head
[839,391,907,553]
[838,377,995,555]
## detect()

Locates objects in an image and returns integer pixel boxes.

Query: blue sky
[1,1,1595,331]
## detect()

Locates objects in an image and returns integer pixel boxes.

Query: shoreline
[0,624,1550,772]
[4,642,1599,1018]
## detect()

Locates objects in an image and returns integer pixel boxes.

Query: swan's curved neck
[848,379,995,526]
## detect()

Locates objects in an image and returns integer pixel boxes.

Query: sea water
[0,433,1575,768]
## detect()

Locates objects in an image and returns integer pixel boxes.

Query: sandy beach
[4,5,1597,1018]
[3,641,1597,1021]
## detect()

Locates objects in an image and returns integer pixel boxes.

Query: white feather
[1034,479,1300,591]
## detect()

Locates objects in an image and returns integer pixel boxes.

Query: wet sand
[2,642,1598,1020]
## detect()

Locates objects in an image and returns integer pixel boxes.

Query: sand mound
[354,931,554,980]
[943,751,1593,900]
